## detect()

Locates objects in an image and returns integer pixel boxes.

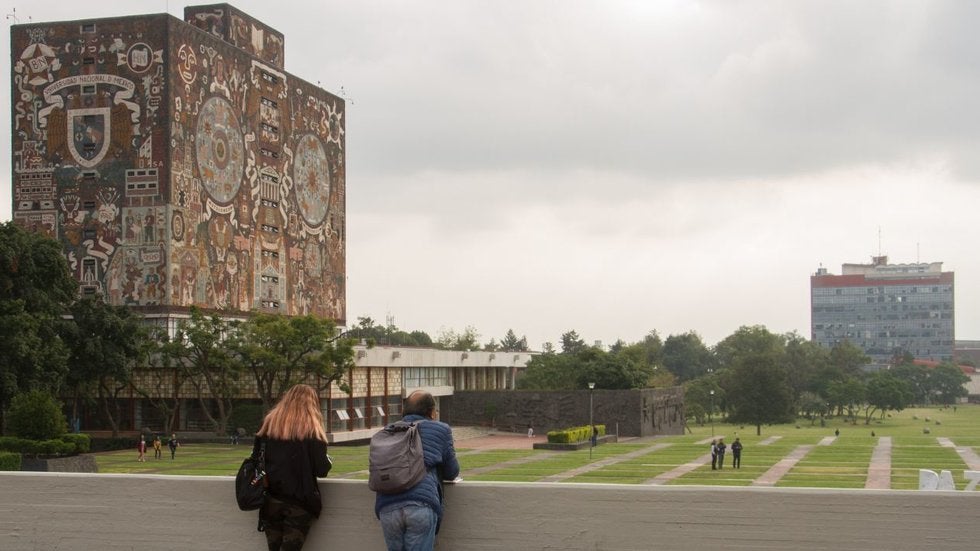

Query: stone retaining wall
[444,387,684,437]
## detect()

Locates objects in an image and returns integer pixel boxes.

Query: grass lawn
[95,405,980,490]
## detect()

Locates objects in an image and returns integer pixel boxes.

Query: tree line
[0,222,356,437]
[518,326,970,435]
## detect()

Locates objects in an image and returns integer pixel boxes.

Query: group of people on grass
[710,437,743,469]
[136,434,180,462]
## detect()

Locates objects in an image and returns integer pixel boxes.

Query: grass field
[96,405,980,490]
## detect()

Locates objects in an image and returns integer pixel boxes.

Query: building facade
[10,3,346,333]
[810,256,954,366]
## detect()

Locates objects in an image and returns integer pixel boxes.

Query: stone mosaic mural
[11,7,346,322]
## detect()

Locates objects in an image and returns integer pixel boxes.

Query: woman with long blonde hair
[253,384,331,550]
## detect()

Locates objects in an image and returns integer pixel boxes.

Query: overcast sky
[3,1,979,350]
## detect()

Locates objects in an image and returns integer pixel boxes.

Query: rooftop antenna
[877,226,882,257]
[6,7,20,23]
[917,242,920,264]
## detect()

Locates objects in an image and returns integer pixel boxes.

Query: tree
[863,372,912,423]
[63,298,152,437]
[826,377,865,423]
[716,326,792,435]
[784,333,828,401]
[500,329,529,352]
[0,222,76,432]
[229,313,355,411]
[560,330,587,355]
[172,308,240,433]
[663,331,715,381]
[684,378,722,426]
[517,353,578,390]
[891,363,930,405]
[927,363,969,406]
[797,391,828,425]
[436,326,481,351]
[6,389,67,440]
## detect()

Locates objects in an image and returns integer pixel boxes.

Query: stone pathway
[644,452,712,485]
[865,436,892,489]
[539,443,673,483]
[752,445,815,487]
[937,437,980,470]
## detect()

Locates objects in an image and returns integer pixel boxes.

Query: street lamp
[709,389,715,437]
[588,382,595,460]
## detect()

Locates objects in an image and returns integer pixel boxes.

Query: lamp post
[709,389,715,437]
[588,382,595,460]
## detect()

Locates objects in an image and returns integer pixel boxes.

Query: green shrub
[0,452,21,471]
[89,437,138,452]
[7,390,67,441]
[60,433,91,454]
[546,424,606,443]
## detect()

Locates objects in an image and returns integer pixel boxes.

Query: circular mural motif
[195,96,244,204]
[293,134,331,226]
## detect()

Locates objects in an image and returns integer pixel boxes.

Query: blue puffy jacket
[374,414,460,521]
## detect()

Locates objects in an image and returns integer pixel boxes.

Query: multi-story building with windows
[8,4,534,440]
[810,256,954,366]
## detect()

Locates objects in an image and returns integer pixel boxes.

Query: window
[260,97,278,108]
[83,57,96,65]
[82,85,96,95]
[261,123,279,135]
[81,23,96,33]
[261,71,279,84]
[260,148,280,159]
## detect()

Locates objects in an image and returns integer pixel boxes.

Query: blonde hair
[257,384,327,442]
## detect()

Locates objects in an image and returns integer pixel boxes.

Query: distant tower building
[9,3,346,330]
[810,256,954,366]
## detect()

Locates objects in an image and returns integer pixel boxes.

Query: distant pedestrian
[731,438,742,469]
[871,431,875,437]
[710,439,717,470]
[715,438,726,469]
[168,433,179,460]
[527,426,534,438]
[834,428,840,437]
[137,436,147,462]
[153,435,162,459]
[591,425,599,447]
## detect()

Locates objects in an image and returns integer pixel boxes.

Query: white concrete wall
[1,472,977,550]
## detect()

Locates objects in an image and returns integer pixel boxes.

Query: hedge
[0,452,22,471]
[0,434,91,455]
[546,424,606,444]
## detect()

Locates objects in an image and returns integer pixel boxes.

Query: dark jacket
[254,437,330,517]
[374,414,460,521]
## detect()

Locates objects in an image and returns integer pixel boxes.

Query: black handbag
[236,440,267,511]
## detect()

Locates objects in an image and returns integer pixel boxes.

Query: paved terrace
[3,472,978,550]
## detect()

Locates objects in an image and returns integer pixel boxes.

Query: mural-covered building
[10,3,346,334]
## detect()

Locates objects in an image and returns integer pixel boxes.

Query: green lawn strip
[891,437,969,490]
[666,436,812,486]
[776,439,874,489]
[458,450,538,472]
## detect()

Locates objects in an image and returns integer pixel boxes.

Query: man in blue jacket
[375,390,460,550]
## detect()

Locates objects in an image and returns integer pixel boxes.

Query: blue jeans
[379,502,438,551]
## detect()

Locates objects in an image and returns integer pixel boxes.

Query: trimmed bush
[0,452,21,471]
[0,434,90,455]
[547,424,606,444]
[60,434,91,454]
[7,390,67,441]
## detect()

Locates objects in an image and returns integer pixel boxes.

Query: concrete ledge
[1,472,978,550]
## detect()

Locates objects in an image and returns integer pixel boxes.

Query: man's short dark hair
[404,391,436,417]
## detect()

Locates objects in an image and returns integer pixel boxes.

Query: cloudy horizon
[2,1,978,350]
